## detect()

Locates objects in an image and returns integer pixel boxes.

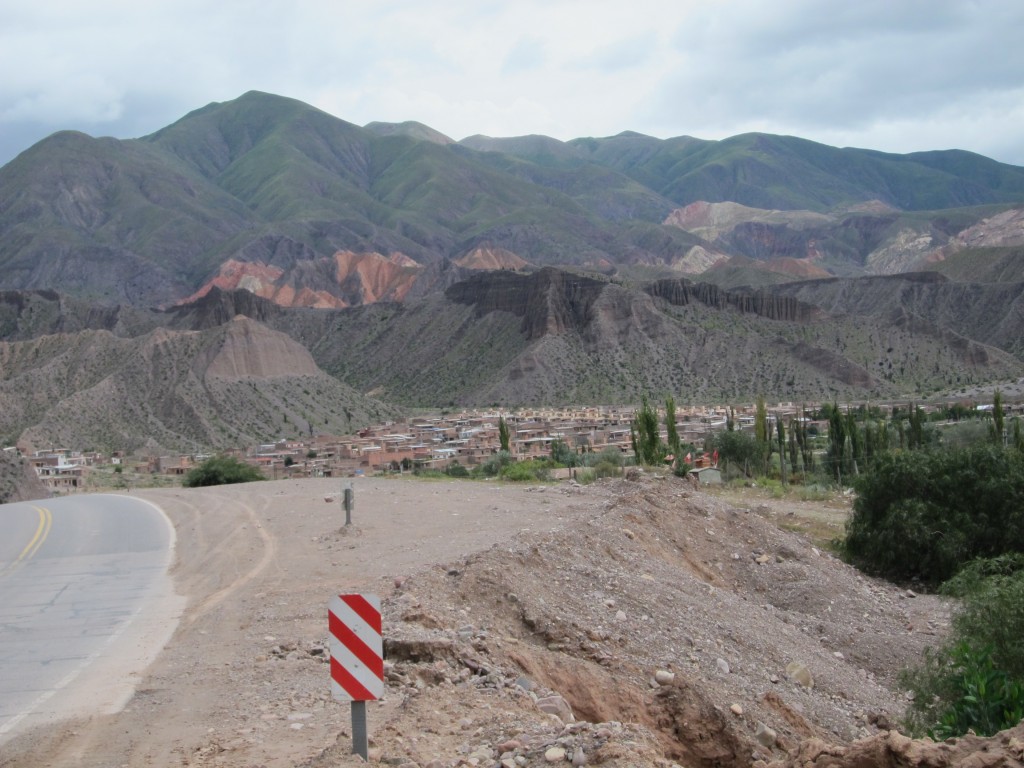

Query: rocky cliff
[0,449,49,504]
[646,279,821,323]
[767,273,1024,361]
[446,267,613,340]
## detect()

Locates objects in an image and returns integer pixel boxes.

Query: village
[15,401,782,492]
[15,396,1015,494]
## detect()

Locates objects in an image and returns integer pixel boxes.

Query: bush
[445,462,470,478]
[184,455,264,487]
[842,445,1024,585]
[550,439,580,467]
[592,460,622,480]
[901,560,1024,737]
[902,641,1024,739]
[501,459,551,482]
[941,556,1024,680]
[412,468,446,479]
[478,451,513,477]
[582,448,624,468]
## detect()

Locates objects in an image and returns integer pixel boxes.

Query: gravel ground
[0,474,954,768]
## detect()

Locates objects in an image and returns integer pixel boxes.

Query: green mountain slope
[2,91,1023,309]
[0,130,254,304]
[568,132,1024,212]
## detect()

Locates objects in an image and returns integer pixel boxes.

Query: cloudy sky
[2,0,1023,167]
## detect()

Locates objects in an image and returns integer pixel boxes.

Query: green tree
[787,421,799,476]
[755,395,769,473]
[184,455,265,487]
[479,451,512,477]
[550,439,578,467]
[711,430,763,478]
[991,390,1005,446]
[446,461,470,478]
[631,396,664,466]
[665,396,681,458]
[826,402,847,483]
[846,411,862,476]
[843,444,1024,585]
[796,406,814,472]
[755,396,768,444]
[498,416,511,453]
[907,402,925,450]
[776,414,786,484]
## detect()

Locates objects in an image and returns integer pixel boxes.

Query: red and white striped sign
[329,594,384,702]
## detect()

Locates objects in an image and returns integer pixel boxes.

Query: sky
[2,0,1023,168]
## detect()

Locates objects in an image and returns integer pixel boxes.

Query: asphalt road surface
[0,493,180,745]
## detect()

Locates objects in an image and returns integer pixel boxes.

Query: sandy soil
[0,474,955,768]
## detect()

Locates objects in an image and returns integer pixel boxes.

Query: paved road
[0,494,178,745]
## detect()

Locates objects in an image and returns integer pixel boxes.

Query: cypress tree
[665,396,681,458]
[498,416,511,453]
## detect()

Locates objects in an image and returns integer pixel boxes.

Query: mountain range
[3,91,1024,309]
[1,91,1023,456]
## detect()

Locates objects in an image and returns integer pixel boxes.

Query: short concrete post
[343,484,354,526]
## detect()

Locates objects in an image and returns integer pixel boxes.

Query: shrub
[550,439,580,467]
[591,460,622,480]
[184,455,264,487]
[941,555,1024,681]
[445,462,470,478]
[902,642,1024,739]
[478,451,513,477]
[901,560,1024,737]
[412,468,446,479]
[583,448,623,468]
[842,445,1024,585]
[501,459,551,482]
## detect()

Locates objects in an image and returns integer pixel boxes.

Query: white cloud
[1,0,1022,166]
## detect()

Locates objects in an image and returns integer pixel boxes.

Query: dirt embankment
[3,474,1011,768]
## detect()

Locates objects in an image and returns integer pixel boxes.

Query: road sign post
[329,594,383,760]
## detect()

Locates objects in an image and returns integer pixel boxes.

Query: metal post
[343,484,354,526]
[351,700,368,759]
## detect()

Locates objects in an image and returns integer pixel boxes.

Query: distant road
[0,494,180,745]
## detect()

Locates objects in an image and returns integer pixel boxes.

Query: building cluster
[23,403,764,490]
[23,448,121,492]
[162,403,813,484]
[21,396,1013,492]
